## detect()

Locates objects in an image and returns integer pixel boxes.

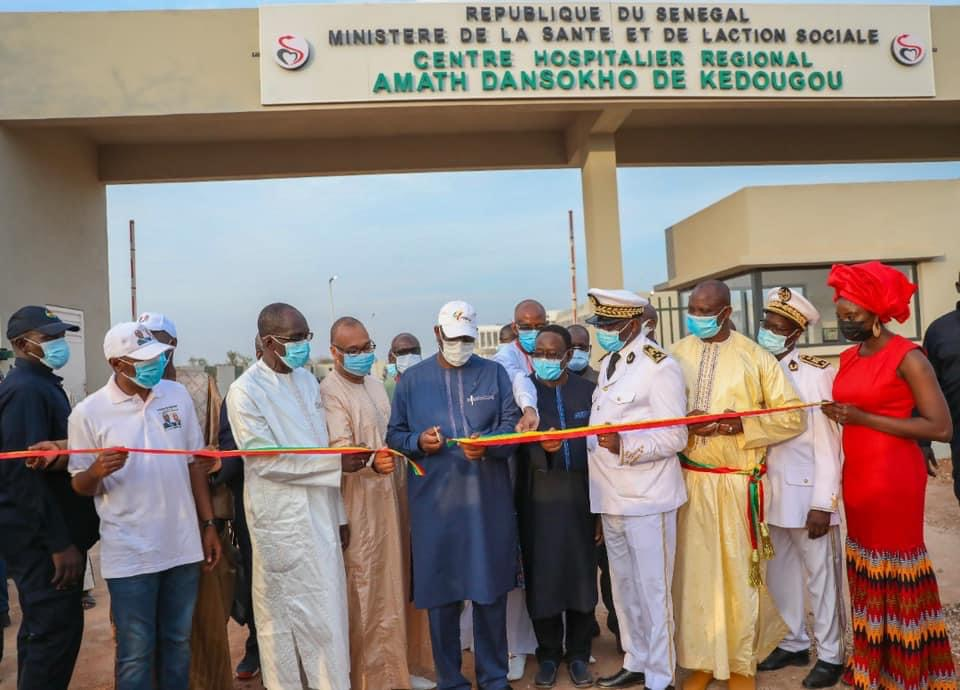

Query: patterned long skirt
[845,538,957,690]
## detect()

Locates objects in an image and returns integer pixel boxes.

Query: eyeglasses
[392,347,421,356]
[531,350,569,361]
[267,332,314,344]
[336,341,376,356]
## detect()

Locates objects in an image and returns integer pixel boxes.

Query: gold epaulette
[799,354,830,369]
[643,344,667,364]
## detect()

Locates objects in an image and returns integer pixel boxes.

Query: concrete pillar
[579,134,624,290]
[0,126,110,390]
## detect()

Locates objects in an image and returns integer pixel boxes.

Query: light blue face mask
[124,356,166,390]
[568,349,590,372]
[757,327,791,356]
[596,327,626,353]
[686,313,724,340]
[27,337,70,370]
[343,351,375,377]
[517,329,539,354]
[532,357,564,382]
[280,340,311,370]
[386,363,398,379]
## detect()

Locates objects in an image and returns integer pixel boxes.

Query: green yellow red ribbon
[0,401,823,481]
[451,400,825,447]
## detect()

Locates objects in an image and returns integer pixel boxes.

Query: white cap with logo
[437,300,478,339]
[137,312,178,339]
[104,322,174,362]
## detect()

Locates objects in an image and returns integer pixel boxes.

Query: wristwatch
[200,519,218,531]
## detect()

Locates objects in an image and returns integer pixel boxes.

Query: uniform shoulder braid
[643,344,668,364]
[799,353,830,369]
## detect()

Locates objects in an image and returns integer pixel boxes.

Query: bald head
[691,280,731,309]
[514,299,547,334]
[257,303,307,338]
[499,324,516,344]
[330,316,366,346]
[642,303,658,324]
[568,324,591,350]
[391,332,420,353]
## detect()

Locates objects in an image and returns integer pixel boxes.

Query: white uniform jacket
[587,335,689,517]
[765,349,843,528]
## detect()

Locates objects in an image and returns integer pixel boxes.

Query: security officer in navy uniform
[0,306,99,689]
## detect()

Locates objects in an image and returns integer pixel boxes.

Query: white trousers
[460,588,537,656]
[603,511,677,690]
[766,525,846,665]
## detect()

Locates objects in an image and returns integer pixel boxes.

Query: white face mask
[441,340,475,367]
[395,353,422,374]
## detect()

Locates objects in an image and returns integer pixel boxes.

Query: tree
[226,350,253,370]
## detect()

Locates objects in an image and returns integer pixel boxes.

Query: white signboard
[259,3,935,105]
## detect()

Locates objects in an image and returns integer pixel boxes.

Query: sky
[6,0,958,362]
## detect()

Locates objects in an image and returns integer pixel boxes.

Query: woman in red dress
[823,261,955,690]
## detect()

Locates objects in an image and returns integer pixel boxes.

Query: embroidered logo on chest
[158,405,183,431]
[467,394,495,406]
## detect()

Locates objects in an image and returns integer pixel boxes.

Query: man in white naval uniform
[572,289,690,690]
[755,287,845,689]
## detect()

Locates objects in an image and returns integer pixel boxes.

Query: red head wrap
[826,261,917,323]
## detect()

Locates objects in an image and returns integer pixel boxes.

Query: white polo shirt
[68,377,204,579]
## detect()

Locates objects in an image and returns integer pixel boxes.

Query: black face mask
[840,319,873,342]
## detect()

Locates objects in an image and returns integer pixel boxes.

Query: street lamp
[328,275,339,320]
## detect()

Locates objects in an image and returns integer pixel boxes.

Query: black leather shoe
[536,661,559,688]
[758,647,810,672]
[802,661,844,688]
[597,669,645,688]
[569,660,594,688]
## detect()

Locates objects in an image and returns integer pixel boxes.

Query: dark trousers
[0,539,83,690]
[597,544,621,645]
[533,609,594,664]
[952,438,960,504]
[233,486,259,657]
[428,594,509,690]
[0,559,8,614]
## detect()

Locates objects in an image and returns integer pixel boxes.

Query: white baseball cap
[437,300,478,339]
[104,322,174,362]
[137,311,178,339]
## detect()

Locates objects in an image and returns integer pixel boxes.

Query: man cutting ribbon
[671,280,806,690]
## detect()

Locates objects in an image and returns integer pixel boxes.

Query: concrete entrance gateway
[1,3,959,384]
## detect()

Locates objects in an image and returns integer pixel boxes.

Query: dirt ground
[2,460,958,690]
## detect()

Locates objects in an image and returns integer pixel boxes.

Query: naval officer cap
[763,286,820,329]
[585,288,649,326]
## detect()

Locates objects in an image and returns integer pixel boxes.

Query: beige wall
[0,10,261,120]
[0,127,110,388]
[659,179,960,349]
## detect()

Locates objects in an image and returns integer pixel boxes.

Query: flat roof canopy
[1,5,959,182]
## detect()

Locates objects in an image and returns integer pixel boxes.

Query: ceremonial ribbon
[0,445,427,476]
[0,401,824,481]
[678,453,774,588]
[450,400,825,447]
